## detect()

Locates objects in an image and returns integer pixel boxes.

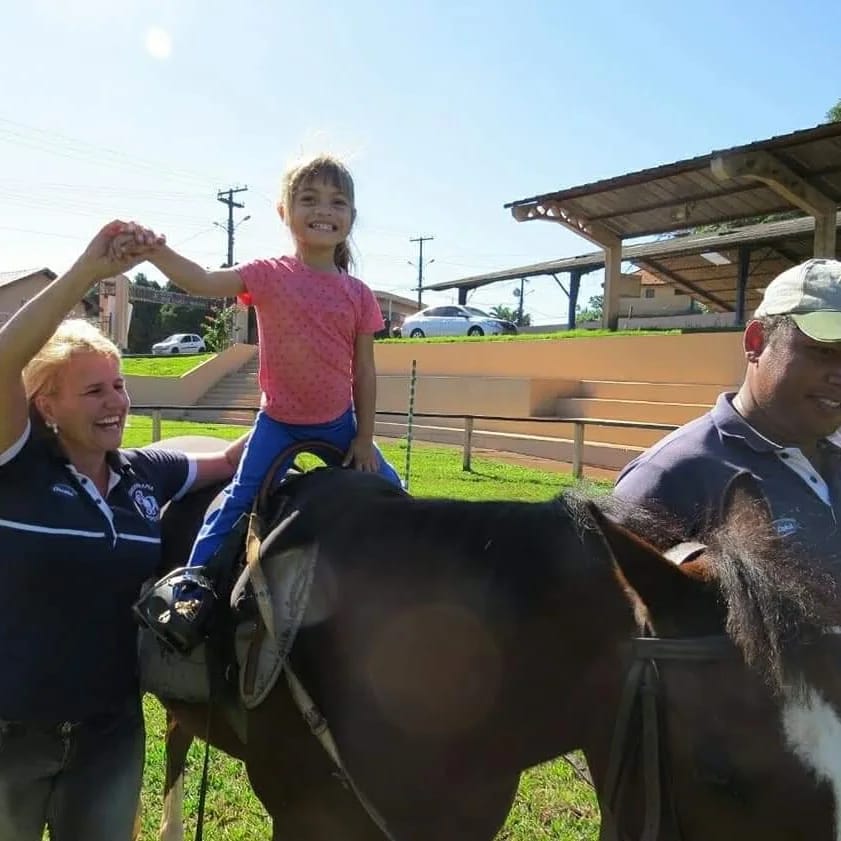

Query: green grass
[379,327,680,344]
[134,417,602,840]
[122,353,216,377]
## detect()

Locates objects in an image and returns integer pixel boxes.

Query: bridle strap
[662,542,707,566]
[599,634,735,841]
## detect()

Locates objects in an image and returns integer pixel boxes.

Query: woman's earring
[47,421,59,435]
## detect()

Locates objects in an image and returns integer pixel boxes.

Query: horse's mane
[706,497,841,692]
[593,493,841,693]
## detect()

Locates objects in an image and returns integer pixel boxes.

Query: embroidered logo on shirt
[129,483,160,521]
[51,483,77,499]
[772,517,799,537]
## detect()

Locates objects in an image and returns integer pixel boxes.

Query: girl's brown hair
[280,154,356,272]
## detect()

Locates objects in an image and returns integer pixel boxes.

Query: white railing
[134,405,678,480]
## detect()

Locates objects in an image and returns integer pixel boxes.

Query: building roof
[373,290,419,309]
[426,212,841,313]
[505,121,841,240]
[0,268,57,289]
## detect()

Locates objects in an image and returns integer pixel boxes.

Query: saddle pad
[236,543,318,709]
[137,543,317,711]
[138,630,210,702]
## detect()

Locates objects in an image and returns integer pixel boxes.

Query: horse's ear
[587,501,718,635]
[720,471,770,525]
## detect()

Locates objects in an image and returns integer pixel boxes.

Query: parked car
[151,333,206,355]
[400,305,518,338]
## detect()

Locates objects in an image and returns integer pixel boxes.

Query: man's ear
[743,319,766,363]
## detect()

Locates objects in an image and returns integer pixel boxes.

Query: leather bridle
[598,633,737,841]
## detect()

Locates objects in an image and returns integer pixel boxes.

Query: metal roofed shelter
[426,212,841,327]
[502,122,841,328]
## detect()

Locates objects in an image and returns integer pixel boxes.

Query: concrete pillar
[602,241,622,330]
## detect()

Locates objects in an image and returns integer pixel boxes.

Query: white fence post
[151,409,162,443]
[463,416,474,472]
[403,360,417,490]
[572,422,585,479]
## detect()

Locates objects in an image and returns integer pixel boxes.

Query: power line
[409,235,434,308]
[0,117,224,188]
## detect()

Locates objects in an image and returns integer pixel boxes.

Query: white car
[400,305,518,338]
[151,333,206,355]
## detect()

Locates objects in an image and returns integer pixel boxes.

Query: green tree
[157,281,213,338]
[490,304,516,321]
[490,303,531,326]
[576,294,603,323]
[202,305,238,351]
[827,99,841,122]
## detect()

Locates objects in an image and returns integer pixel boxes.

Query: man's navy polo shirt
[614,393,841,566]
[0,419,196,722]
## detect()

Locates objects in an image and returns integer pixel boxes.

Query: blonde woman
[0,222,245,841]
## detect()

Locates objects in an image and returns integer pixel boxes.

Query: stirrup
[133,567,217,655]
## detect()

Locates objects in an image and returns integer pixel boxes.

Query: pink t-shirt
[237,255,384,424]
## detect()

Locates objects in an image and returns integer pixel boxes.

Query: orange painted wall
[374,332,746,386]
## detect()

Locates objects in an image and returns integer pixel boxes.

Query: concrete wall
[618,312,741,330]
[618,294,695,317]
[377,375,580,416]
[126,343,257,407]
[374,331,746,387]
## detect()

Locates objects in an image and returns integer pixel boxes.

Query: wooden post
[463,416,474,472]
[151,409,162,443]
[572,422,585,479]
[815,212,838,259]
[735,245,751,324]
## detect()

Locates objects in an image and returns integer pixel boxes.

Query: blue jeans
[187,407,402,567]
[0,700,144,841]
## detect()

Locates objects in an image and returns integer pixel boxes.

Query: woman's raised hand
[74,220,166,282]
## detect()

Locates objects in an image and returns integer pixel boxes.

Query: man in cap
[614,258,841,557]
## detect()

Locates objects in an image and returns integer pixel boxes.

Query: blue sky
[2,0,839,324]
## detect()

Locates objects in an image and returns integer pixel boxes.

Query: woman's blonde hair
[23,318,121,401]
[280,154,356,272]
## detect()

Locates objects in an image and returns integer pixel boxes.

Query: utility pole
[215,185,248,346]
[216,186,249,268]
[409,235,434,309]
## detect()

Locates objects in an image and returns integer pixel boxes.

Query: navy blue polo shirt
[0,418,196,722]
[614,393,841,568]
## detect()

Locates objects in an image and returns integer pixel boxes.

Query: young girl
[120,155,401,651]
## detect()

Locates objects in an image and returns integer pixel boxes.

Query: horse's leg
[245,688,385,841]
[132,803,142,841]
[159,711,193,841]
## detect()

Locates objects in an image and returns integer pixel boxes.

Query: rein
[598,633,736,841]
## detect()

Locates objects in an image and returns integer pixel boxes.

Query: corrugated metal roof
[426,212,841,314]
[506,122,841,239]
[0,268,57,289]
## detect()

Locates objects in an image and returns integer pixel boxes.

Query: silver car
[151,333,206,355]
[401,305,518,338]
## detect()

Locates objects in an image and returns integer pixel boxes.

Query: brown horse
[148,439,841,841]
